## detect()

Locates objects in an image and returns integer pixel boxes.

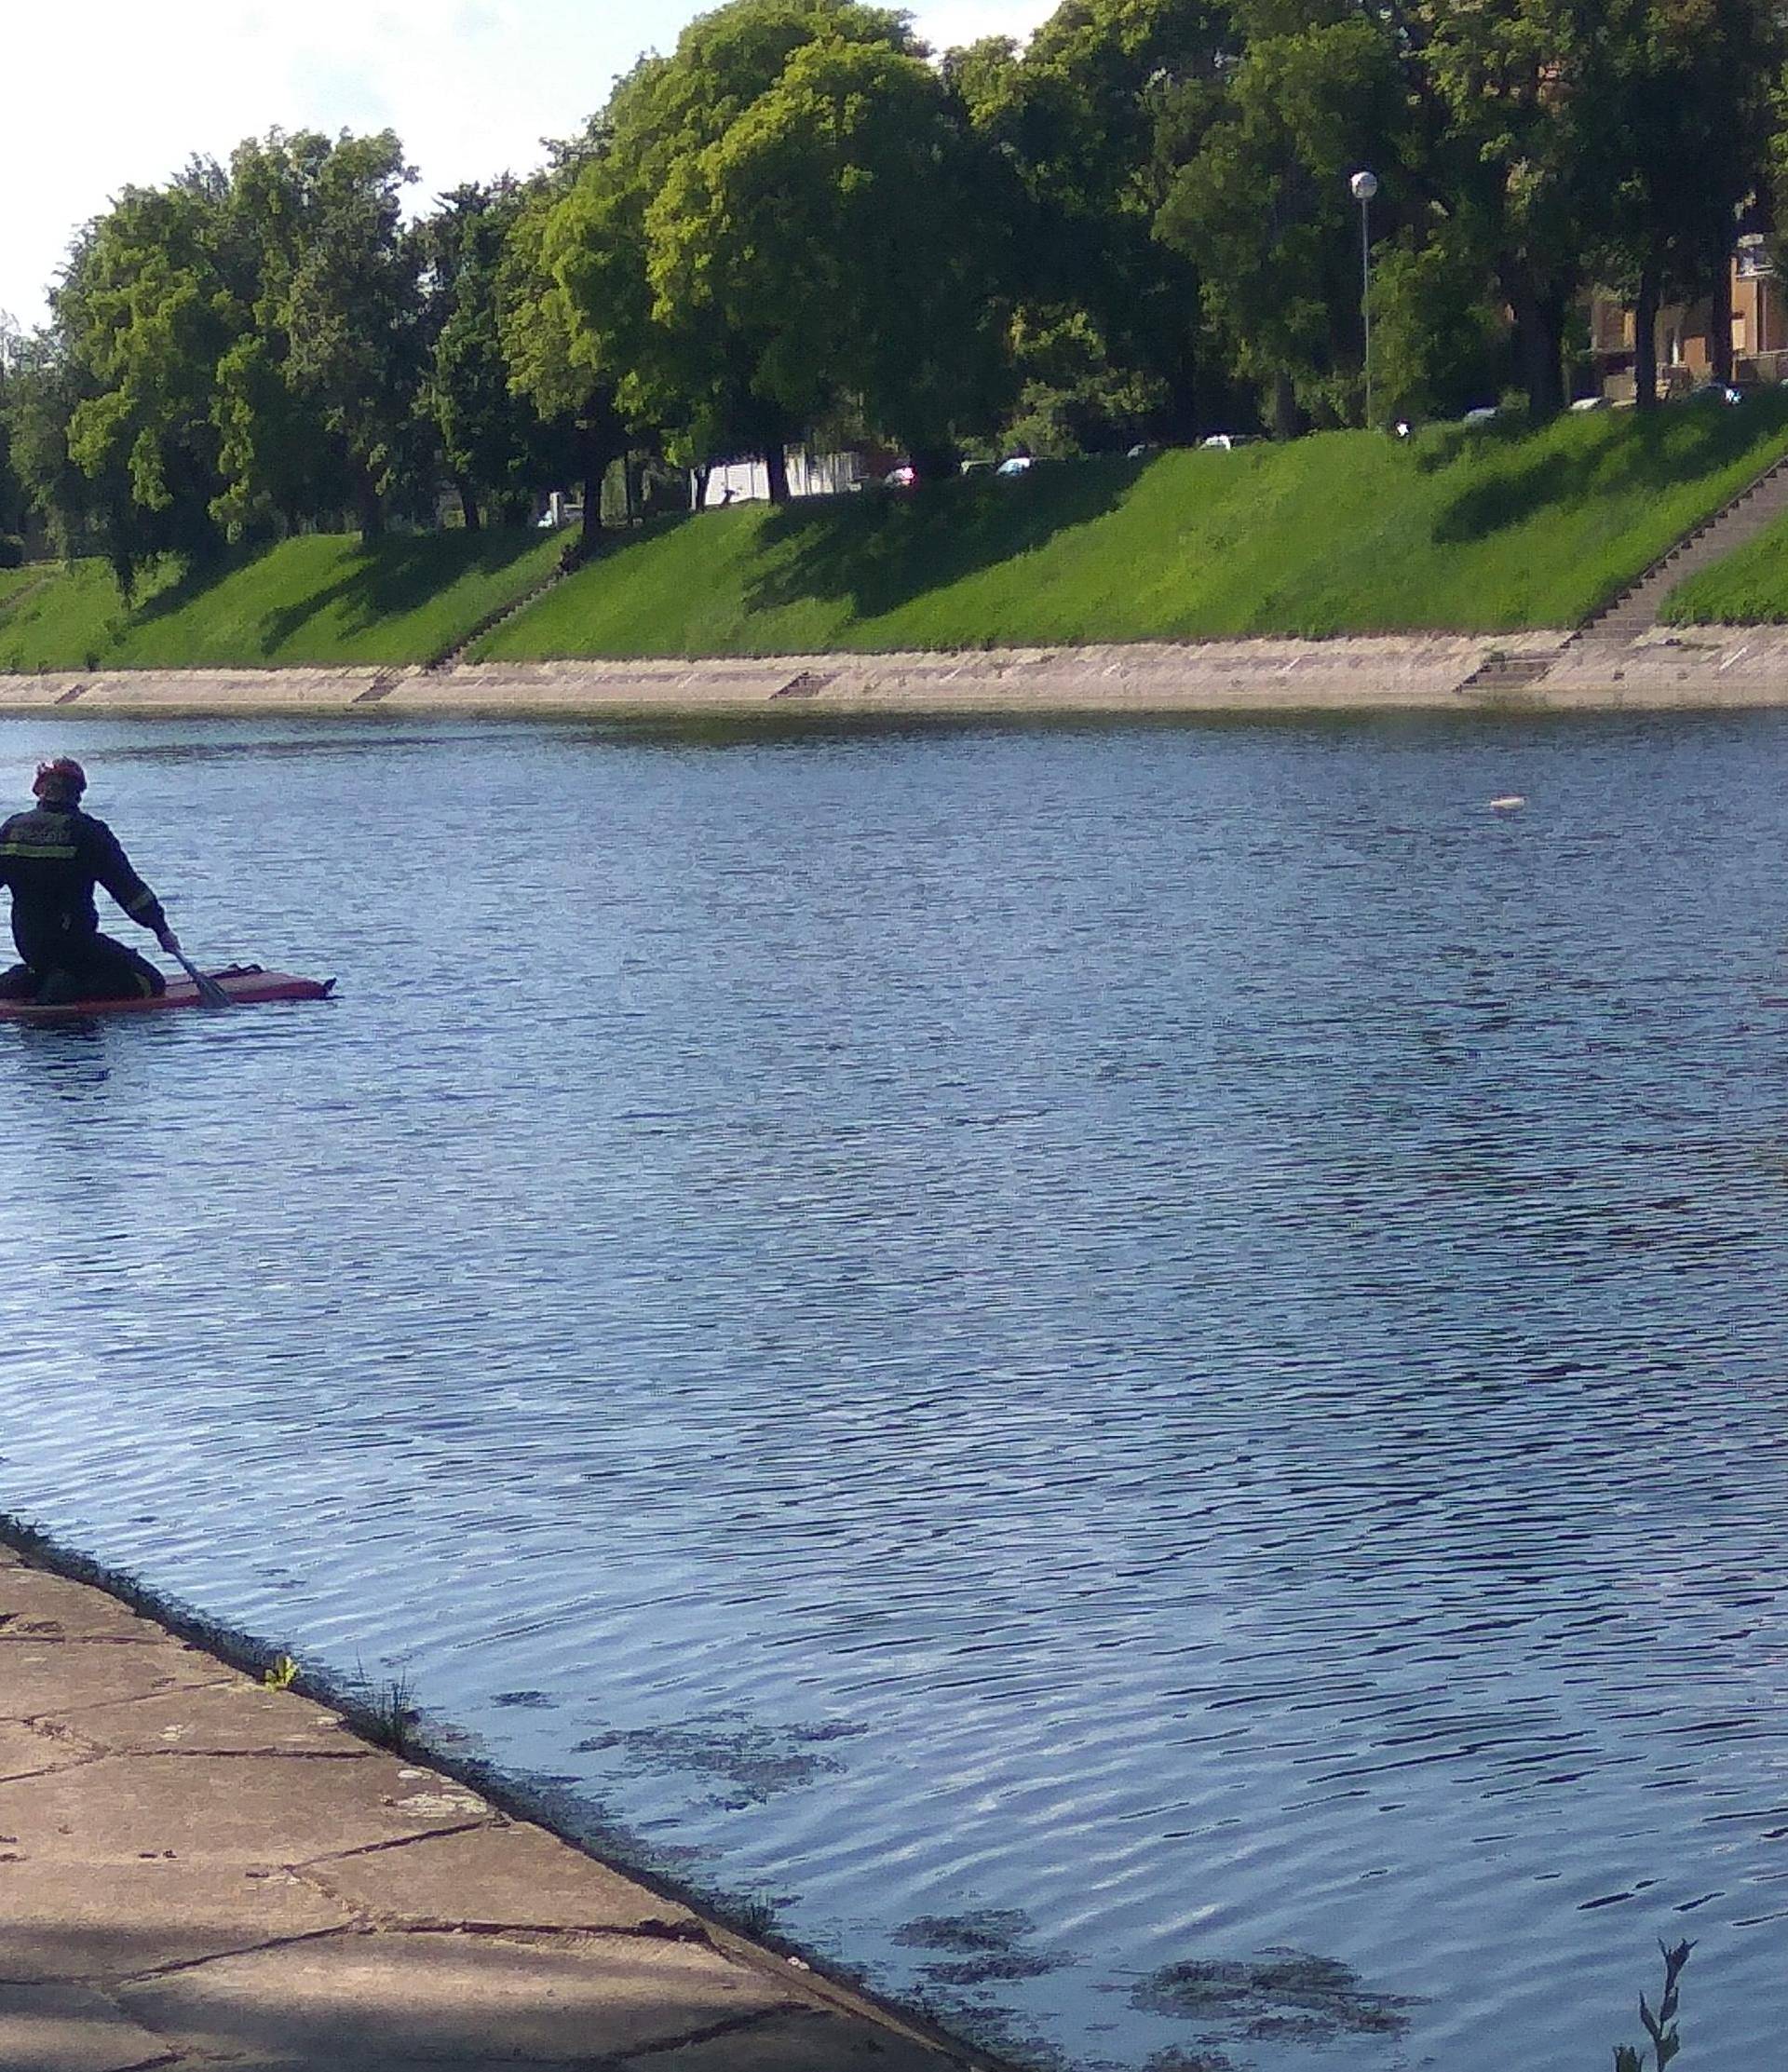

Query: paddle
[162,931,232,1010]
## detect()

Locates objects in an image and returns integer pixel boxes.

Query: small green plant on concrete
[262,1653,299,1690]
[1614,1941,1692,2070]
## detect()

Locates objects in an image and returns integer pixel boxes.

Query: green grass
[0,530,562,672]
[0,566,47,608]
[479,399,1788,657]
[1660,508,1788,623]
[6,401,1787,670]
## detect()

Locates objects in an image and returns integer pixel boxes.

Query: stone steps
[1576,444,1788,645]
[425,541,582,672]
[1453,651,1560,697]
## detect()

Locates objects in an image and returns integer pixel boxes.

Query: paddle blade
[173,950,233,1009]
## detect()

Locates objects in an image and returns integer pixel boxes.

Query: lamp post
[1349,169,1379,427]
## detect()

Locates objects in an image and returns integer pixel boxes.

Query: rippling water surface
[3,710,1787,2069]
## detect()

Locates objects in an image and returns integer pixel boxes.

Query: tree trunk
[1164,340,1199,448]
[1710,245,1734,386]
[577,434,615,555]
[1633,266,1660,415]
[691,464,711,511]
[765,444,791,505]
[1510,286,1566,418]
[355,470,385,544]
[576,387,626,555]
[456,478,481,532]
[1269,369,1301,440]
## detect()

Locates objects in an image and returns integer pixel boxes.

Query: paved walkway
[0,1541,985,2072]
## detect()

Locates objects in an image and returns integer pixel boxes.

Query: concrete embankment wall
[6,629,1788,715]
[0,637,1551,717]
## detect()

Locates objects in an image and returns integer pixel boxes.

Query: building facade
[1588,236,1788,401]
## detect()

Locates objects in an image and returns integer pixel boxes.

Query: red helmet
[33,757,87,802]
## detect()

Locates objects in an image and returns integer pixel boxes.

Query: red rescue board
[0,965,334,1023]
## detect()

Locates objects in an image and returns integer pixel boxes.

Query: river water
[1,709,1786,2070]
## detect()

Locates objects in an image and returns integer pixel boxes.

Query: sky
[2,0,1057,335]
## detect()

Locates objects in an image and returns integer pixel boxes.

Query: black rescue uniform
[0,801,168,1004]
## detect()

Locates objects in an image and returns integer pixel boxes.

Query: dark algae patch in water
[573,1713,864,1808]
[895,1907,1074,1985]
[1131,1948,1417,2048]
[895,1911,1077,2065]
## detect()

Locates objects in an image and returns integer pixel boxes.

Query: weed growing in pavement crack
[1614,1941,1693,2070]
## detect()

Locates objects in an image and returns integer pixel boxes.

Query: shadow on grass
[1432,394,1788,545]
[742,456,1145,623]
[129,550,243,629]
[252,530,546,655]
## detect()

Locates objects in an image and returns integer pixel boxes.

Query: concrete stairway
[1577,445,1788,643]
[1452,650,1561,697]
[425,548,578,672]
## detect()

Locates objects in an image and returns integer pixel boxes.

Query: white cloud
[0,0,1056,332]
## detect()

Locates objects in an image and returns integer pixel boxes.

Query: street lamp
[1349,169,1379,427]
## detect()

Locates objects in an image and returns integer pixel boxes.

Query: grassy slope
[0,566,47,607]
[1659,512,1788,623]
[481,399,1788,658]
[5,403,1787,670]
[0,531,562,672]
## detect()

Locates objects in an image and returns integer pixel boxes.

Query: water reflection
[1,711,1787,2070]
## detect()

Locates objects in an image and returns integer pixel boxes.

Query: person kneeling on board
[0,759,187,1005]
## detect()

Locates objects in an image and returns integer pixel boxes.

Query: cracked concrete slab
[0,1860,356,1983]
[59,1675,365,1758]
[0,1642,227,1721]
[0,1751,491,1864]
[115,1930,795,2064]
[0,1981,175,2072]
[0,1718,88,1781]
[305,1818,701,1932]
[0,1553,986,2070]
[0,1573,173,1645]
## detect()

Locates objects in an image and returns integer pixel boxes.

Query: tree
[1367,225,1510,421]
[47,166,243,590]
[1414,0,1619,417]
[1158,0,1410,431]
[499,167,634,553]
[539,0,954,499]
[419,183,561,529]
[0,316,30,545]
[1596,0,1781,410]
[952,0,1231,445]
[280,131,427,537]
[645,31,1007,482]
[210,129,428,542]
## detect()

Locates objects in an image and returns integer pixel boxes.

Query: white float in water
[1489,795,1526,811]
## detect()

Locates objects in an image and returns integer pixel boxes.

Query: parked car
[1199,432,1260,450]
[882,463,917,488]
[1462,406,1498,425]
[996,454,1034,476]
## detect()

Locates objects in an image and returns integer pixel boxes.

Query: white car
[996,455,1033,476]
